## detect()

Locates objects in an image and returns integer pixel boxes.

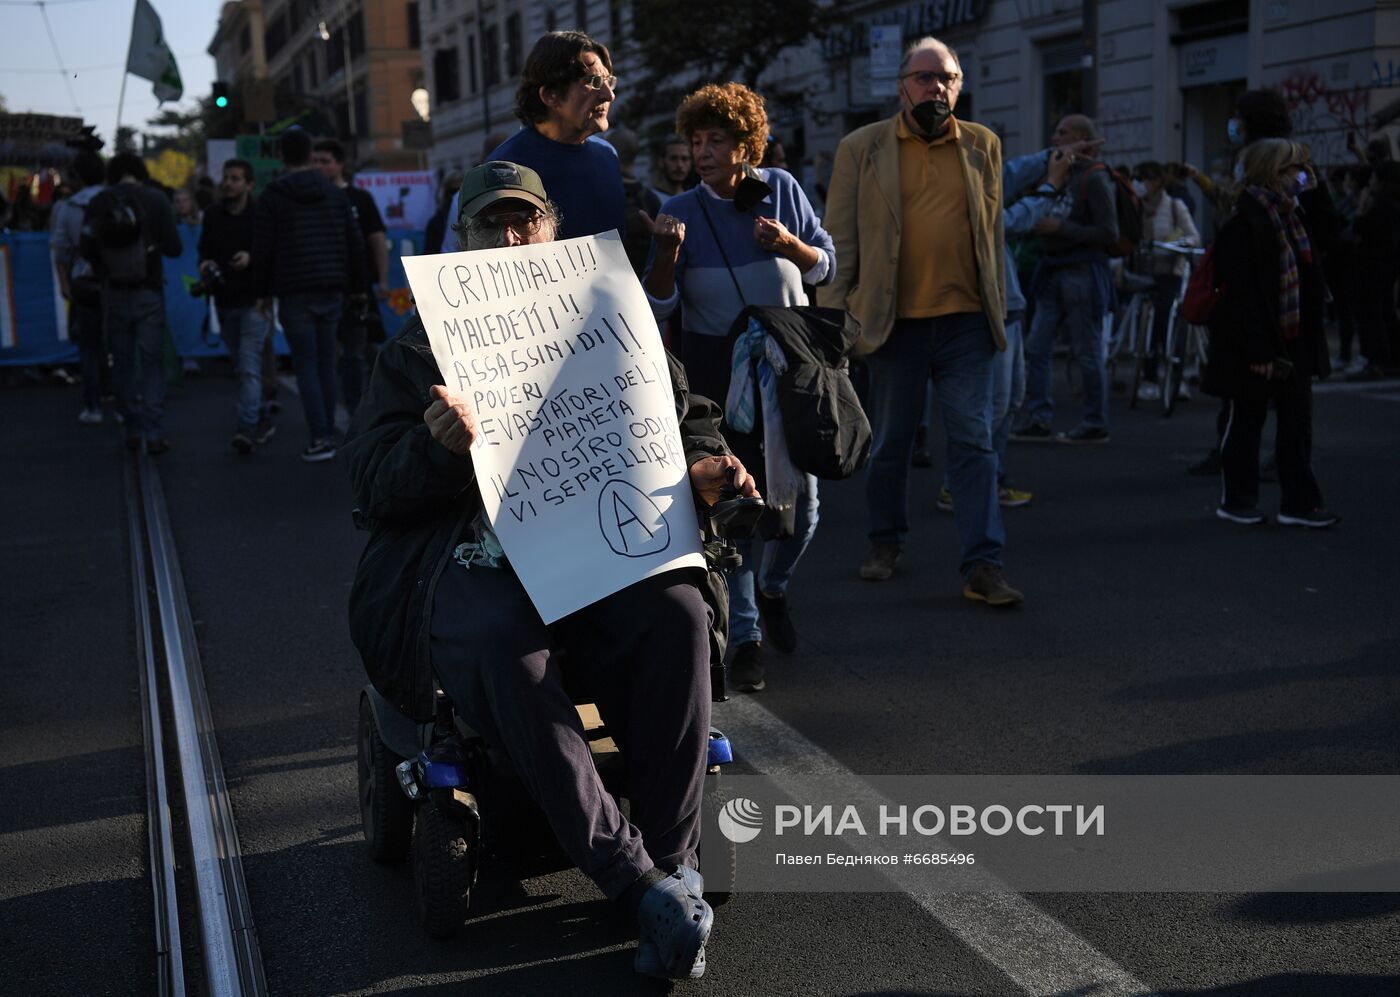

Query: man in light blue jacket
[940,142,1079,512]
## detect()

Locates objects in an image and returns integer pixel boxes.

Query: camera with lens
[189,263,225,298]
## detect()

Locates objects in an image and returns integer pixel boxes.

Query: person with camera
[199,158,269,453]
[1203,139,1337,528]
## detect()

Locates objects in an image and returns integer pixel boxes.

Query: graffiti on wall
[1275,68,1395,164]
[1098,93,1152,159]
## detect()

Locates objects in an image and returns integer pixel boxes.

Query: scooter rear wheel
[358,694,414,863]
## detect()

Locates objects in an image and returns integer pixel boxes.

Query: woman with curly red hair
[644,82,837,693]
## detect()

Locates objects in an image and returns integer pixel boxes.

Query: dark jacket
[251,169,363,297]
[342,315,730,721]
[79,181,182,291]
[1355,195,1400,268]
[197,199,255,307]
[1040,161,1119,258]
[1204,193,1330,400]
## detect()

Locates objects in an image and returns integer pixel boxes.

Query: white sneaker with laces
[77,408,104,425]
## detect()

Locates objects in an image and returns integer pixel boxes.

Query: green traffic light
[215,96,229,108]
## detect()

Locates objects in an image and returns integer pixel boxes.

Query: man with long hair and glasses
[442,31,625,250]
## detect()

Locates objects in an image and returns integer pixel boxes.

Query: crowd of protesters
[19,29,1397,598]
[15,21,1399,983]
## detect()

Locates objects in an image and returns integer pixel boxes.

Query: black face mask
[733,163,773,213]
[910,99,952,136]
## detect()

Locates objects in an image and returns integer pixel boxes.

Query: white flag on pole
[126,0,183,103]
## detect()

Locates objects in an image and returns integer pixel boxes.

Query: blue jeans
[728,472,819,646]
[993,314,1025,479]
[104,286,167,441]
[218,306,269,433]
[943,313,1024,489]
[866,312,1004,577]
[278,292,343,441]
[73,299,104,411]
[1023,265,1109,429]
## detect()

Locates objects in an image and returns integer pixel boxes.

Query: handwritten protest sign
[400,232,704,623]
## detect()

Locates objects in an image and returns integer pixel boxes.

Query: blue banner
[0,227,426,367]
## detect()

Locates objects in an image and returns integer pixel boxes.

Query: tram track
[125,448,268,997]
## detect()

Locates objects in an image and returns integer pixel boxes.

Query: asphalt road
[2,359,1398,997]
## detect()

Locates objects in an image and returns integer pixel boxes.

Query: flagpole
[115,0,137,144]
[116,71,129,139]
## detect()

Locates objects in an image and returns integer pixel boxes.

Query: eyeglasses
[579,73,618,92]
[468,208,544,236]
[899,70,961,88]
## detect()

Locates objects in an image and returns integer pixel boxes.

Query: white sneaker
[1176,381,1193,400]
[77,408,104,425]
[1136,382,1161,401]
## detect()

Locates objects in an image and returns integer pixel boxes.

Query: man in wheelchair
[342,161,759,980]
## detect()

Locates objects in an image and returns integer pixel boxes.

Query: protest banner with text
[400,232,704,623]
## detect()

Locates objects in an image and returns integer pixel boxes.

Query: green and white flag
[126,0,182,103]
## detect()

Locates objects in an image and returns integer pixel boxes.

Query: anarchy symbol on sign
[597,480,672,558]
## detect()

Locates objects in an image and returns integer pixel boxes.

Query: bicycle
[1107,267,1158,409]
[1152,241,1207,418]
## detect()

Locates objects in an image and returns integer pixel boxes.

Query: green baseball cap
[457,160,549,222]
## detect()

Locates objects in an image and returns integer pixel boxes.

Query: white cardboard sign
[400,231,704,623]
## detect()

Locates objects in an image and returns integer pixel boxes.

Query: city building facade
[415,0,1398,212]
[209,0,425,171]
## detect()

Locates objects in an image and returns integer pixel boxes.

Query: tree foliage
[623,0,852,125]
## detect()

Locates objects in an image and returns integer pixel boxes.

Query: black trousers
[1218,354,1323,515]
[429,563,711,899]
[1354,262,1399,369]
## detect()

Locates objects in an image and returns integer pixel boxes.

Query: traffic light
[213,82,230,109]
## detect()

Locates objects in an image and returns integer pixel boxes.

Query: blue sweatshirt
[488,127,626,241]
[644,168,836,337]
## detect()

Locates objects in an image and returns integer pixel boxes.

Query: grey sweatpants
[429,563,711,899]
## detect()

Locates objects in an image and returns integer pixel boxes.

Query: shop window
[506,13,523,78]
[327,27,345,75]
[266,14,288,59]
[349,9,366,58]
[1176,0,1248,38]
[435,47,461,103]
[483,23,501,88]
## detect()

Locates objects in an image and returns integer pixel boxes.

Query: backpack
[92,187,149,285]
[1180,242,1222,324]
[1079,164,1143,258]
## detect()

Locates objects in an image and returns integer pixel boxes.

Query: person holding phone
[1202,138,1338,528]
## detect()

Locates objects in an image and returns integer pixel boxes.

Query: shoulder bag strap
[695,191,748,308]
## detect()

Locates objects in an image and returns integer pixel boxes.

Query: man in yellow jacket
[818,35,1022,606]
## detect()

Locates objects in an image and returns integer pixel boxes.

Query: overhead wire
[34,0,83,114]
